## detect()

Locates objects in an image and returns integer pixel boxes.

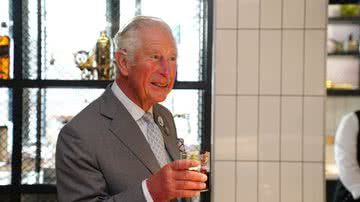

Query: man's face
[124,27,177,109]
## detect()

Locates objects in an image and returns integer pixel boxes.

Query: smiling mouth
[151,82,169,88]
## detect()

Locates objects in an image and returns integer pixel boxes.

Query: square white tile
[303,163,324,202]
[283,0,305,28]
[305,0,327,28]
[238,30,259,95]
[214,96,236,160]
[334,97,347,126]
[325,97,336,136]
[215,30,237,95]
[214,161,236,202]
[237,162,257,202]
[259,96,280,160]
[259,162,280,202]
[216,0,237,28]
[259,30,281,95]
[237,96,258,160]
[303,97,324,162]
[282,30,304,95]
[304,30,326,96]
[281,162,302,202]
[281,96,303,161]
[260,0,282,28]
[238,0,260,28]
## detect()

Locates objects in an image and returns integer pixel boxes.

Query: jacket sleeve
[334,112,360,199]
[56,126,146,202]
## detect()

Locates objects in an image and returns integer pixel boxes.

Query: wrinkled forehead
[138,26,177,51]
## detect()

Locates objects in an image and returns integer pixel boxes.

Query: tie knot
[142,112,154,123]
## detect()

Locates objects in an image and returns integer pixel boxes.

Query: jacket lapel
[153,104,180,161]
[100,86,161,174]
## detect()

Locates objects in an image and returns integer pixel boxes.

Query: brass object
[95,31,113,80]
[74,50,97,80]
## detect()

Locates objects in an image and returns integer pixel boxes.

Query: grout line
[215,93,325,97]
[214,159,325,163]
[279,0,284,200]
[257,0,262,202]
[235,0,239,201]
[302,0,307,201]
[215,27,325,31]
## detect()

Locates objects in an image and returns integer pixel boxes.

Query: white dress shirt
[335,112,360,199]
[111,82,154,202]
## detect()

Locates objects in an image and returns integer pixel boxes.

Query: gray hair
[113,16,173,64]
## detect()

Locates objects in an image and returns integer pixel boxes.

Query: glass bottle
[95,31,111,80]
[0,22,10,80]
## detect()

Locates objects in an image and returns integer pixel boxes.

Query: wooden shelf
[328,16,360,24]
[327,89,360,96]
[329,0,360,4]
[328,51,360,56]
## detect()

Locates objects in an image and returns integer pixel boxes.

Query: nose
[159,58,170,77]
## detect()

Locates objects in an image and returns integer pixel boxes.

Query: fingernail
[202,183,206,189]
[203,174,207,181]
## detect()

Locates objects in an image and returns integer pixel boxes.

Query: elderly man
[56,16,207,202]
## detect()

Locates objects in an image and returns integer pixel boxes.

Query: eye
[169,56,177,62]
[151,54,160,61]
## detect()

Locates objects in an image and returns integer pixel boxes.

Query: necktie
[142,112,169,168]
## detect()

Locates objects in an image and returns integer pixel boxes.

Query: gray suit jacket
[56,86,182,202]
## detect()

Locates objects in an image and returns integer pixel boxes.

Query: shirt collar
[111,81,153,121]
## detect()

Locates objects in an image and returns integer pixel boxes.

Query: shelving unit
[326,2,360,202]
[327,2,360,96]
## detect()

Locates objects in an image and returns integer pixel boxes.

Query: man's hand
[146,160,208,202]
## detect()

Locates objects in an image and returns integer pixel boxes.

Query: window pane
[0,0,13,79]
[22,0,39,79]
[23,0,108,80]
[119,0,203,81]
[21,88,104,184]
[0,88,12,185]
[161,89,203,148]
[43,0,107,80]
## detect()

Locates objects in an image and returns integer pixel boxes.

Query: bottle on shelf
[344,33,358,53]
[0,22,10,80]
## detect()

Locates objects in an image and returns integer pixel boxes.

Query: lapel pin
[157,116,164,127]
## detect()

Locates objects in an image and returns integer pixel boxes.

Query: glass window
[120,0,202,81]
[161,90,203,147]
[0,88,12,185]
[21,88,104,184]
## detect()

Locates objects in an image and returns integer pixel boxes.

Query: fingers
[173,170,207,182]
[175,180,207,190]
[171,159,200,170]
[174,190,201,198]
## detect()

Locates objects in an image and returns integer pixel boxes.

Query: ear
[115,49,130,77]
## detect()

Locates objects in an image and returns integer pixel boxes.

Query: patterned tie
[142,112,169,168]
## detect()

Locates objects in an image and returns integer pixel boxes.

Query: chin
[151,94,168,103]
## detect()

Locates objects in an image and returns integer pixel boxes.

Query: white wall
[212,0,327,201]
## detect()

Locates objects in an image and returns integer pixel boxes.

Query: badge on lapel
[157,116,164,127]
[156,115,170,136]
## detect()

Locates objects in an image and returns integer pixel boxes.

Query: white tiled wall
[213,0,327,201]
